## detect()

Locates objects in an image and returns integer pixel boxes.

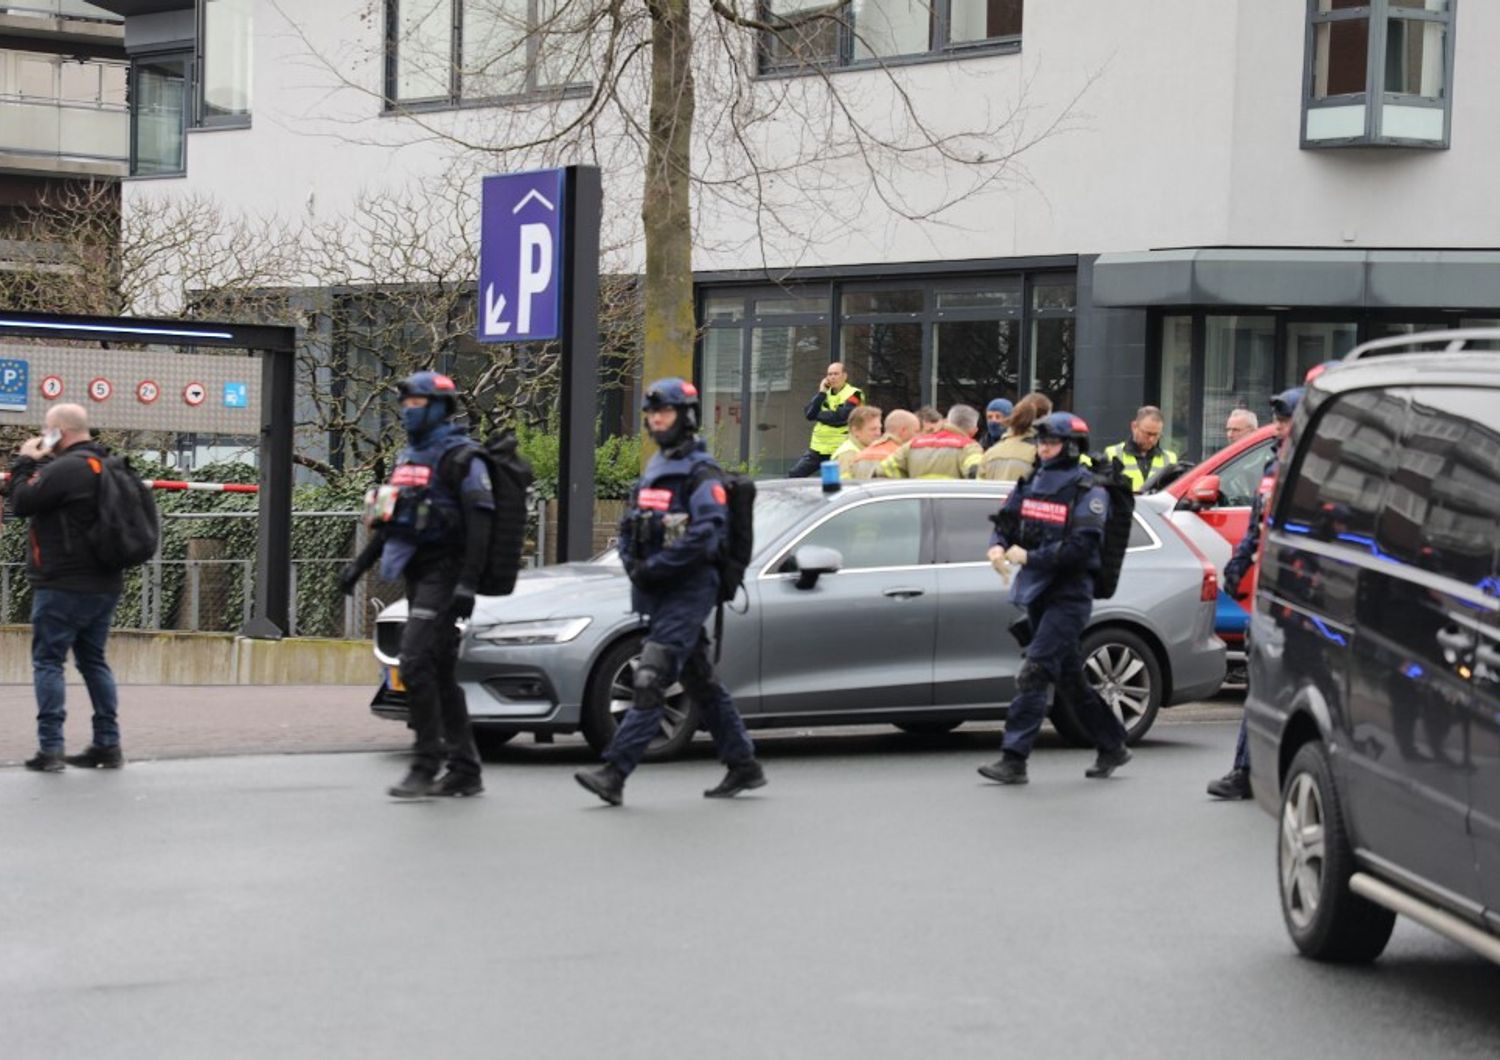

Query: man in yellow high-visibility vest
[787,362,865,477]
[1103,405,1178,492]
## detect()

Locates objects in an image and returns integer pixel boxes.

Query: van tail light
[1161,515,1219,602]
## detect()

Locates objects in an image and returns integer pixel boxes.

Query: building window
[699,268,1072,472]
[386,0,588,107]
[130,53,189,176]
[1303,0,1456,148]
[198,0,254,127]
[761,0,1021,74]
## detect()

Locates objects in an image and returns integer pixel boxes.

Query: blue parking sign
[478,168,566,343]
[0,358,28,412]
[223,381,248,408]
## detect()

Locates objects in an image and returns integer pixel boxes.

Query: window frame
[762,495,930,576]
[756,0,1022,78]
[128,48,191,179]
[383,0,593,111]
[1301,0,1458,150]
[194,0,253,131]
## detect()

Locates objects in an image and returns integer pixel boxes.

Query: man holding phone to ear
[3,403,125,772]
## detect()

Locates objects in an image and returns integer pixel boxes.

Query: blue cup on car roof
[820,459,841,492]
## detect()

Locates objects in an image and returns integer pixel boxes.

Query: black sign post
[556,166,601,563]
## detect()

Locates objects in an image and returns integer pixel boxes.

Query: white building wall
[123,0,1500,276]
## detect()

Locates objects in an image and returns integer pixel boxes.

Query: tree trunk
[640,0,696,463]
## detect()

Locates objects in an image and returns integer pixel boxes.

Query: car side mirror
[791,545,842,590]
[1187,474,1222,508]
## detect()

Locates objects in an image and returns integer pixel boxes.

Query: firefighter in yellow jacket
[788,362,865,477]
[878,405,983,479]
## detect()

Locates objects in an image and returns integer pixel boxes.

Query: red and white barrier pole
[0,471,258,493]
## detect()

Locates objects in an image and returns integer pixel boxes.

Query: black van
[1245,330,1500,965]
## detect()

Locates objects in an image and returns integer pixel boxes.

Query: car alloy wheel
[607,654,692,752]
[1084,638,1155,738]
[1281,771,1325,932]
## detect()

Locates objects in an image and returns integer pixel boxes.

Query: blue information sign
[478,168,566,343]
[223,381,248,408]
[0,358,28,412]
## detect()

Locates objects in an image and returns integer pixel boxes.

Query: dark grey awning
[1091,249,1500,310]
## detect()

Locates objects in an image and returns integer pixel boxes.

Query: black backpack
[691,464,755,605]
[444,432,534,597]
[1089,456,1136,600]
[87,454,159,570]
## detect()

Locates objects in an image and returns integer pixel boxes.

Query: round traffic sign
[136,379,160,404]
[39,375,64,400]
[88,377,113,402]
[183,381,207,407]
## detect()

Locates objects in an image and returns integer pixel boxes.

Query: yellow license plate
[388,666,406,693]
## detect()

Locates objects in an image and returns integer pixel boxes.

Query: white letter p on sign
[517,223,553,334]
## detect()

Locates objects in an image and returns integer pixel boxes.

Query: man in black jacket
[4,404,125,772]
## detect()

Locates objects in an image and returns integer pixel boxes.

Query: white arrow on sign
[484,285,511,337]
[511,189,556,214]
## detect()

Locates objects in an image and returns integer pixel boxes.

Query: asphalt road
[2,721,1497,1059]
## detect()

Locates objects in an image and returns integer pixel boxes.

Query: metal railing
[0,501,555,640]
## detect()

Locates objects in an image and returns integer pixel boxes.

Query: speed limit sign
[136,380,160,404]
[39,375,64,400]
[88,377,113,402]
[183,381,207,407]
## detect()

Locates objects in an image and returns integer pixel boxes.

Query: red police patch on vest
[1021,498,1070,525]
[711,482,727,505]
[638,488,673,511]
[391,464,432,487]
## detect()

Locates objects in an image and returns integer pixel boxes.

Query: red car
[1152,424,1280,685]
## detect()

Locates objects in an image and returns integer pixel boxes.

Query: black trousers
[399,559,481,777]
[786,449,830,478]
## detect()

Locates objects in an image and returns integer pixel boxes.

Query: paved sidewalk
[0,683,408,766]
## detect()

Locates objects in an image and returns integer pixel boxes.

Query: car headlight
[472,617,592,645]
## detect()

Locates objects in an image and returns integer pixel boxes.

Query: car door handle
[883,587,925,599]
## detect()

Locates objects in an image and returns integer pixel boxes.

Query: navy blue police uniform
[979,413,1129,784]
[341,371,493,798]
[575,378,764,805]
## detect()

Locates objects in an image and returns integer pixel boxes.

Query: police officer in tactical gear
[339,371,492,799]
[575,378,765,806]
[979,412,1132,785]
[1207,385,1303,801]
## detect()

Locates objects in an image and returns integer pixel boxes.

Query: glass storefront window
[935,286,1021,310]
[201,0,253,124]
[749,324,830,476]
[1288,321,1358,383]
[933,319,1020,413]
[844,289,924,315]
[756,295,829,316]
[1031,318,1075,412]
[701,328,744,466]
[842,321,922,418]
[1203,316,1275,458]
[1158,315,1193,459]
[131,54,188,176]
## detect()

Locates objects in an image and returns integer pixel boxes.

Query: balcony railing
[0,2,123,23]
[0,96,128,166]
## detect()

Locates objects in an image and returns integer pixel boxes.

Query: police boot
[1206,767,1252,800]
[977,754,1028,785]
[575,764,626,806]
[1085,745,1132,779]
[431,770,484,798]
[704,759,766,799]
[388,766,436,799]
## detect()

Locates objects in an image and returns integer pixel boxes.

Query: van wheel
[581,635,700,761]
[1279,742,1396,962]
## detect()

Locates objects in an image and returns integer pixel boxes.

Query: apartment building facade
[94,1,1500,471]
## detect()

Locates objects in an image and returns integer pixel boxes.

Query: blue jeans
[31,588,121,753]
